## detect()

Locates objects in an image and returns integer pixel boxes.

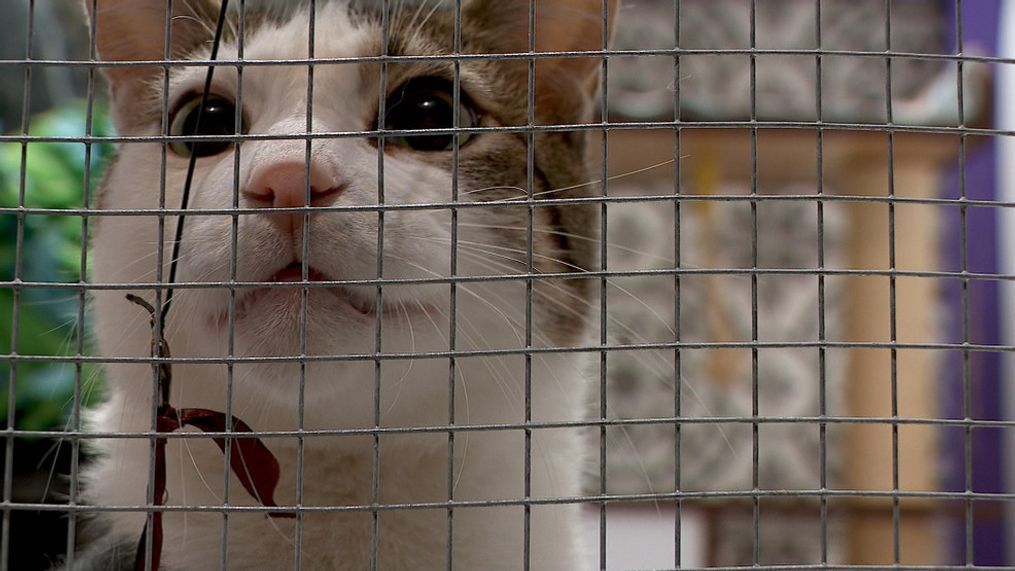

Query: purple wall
[940,0,1005,564]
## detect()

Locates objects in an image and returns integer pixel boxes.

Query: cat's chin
[204,281,437,357]
[206,285,373,334]
[202,262,364,329]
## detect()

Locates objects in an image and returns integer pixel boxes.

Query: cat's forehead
[163,5,377,125]
[218,2,451,62]
[164,3,450,111]
[242,3,377,61]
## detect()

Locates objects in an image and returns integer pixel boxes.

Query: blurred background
[1,2,112,570]
[0,0,1010,569]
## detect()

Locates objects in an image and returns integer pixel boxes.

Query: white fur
[86,4,591,569]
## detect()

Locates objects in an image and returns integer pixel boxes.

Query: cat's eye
[382,78,478,152]
[169,95,242,158]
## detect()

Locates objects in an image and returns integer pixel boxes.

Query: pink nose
[243,161,344,208]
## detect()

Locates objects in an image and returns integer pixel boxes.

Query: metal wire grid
[0,0,1004,569]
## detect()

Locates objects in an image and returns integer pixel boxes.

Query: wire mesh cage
[0,0,1009,569]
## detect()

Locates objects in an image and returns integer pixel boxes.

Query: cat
[74,0,616,569]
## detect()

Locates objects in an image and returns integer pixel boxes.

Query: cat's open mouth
[268,262,330,284]
[208,261,378,330]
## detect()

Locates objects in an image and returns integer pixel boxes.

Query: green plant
[0,102,113,431]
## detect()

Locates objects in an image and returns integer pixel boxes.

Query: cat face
[88,0,615,362]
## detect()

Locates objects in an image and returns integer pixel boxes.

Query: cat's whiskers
[450,248,734,493]
[106,253,163,281]
[413,238,672,358]
[450,239,679,344]
[401,297,476,493]
[443,275,610,501]
[139,258,235,514]
[384,251,527,345]
[385,248,586,509]
[452,237,604,278]
[43,335,107,504]
[381,299,418,417]
[456,221,732,274]
[167,260,235,547]
[420,243,698,413]
[449,241,726,424]
[452,248,682,403]
[405,0,445,41]
[172,14,216,43]
[410,247,635,500]
[528,157,681,200]
[413,294,567,498]
[266,235,733,464]
[463,158,679,202]
[50,269,166,488]
[457,185,528,199]
[39,257,246,542]
[385,253,526,411]
[439,282,612,503]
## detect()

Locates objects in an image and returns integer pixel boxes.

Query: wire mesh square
[0,0,1009,569]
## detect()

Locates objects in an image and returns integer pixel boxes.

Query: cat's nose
[242,161,345,208]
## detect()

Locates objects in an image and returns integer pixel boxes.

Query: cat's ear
[83,0,219,91]
[464,0,620,95]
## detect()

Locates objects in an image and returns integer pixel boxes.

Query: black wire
[160,0,232,328]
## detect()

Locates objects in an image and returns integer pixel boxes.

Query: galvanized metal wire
[0,0,1009,570]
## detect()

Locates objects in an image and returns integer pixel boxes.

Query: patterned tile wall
[596,2,948,563]
[609,0,947,122]
[592,185,849,563]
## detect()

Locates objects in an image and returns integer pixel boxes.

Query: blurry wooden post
[830,132,957,565]
[602,128,960,565]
